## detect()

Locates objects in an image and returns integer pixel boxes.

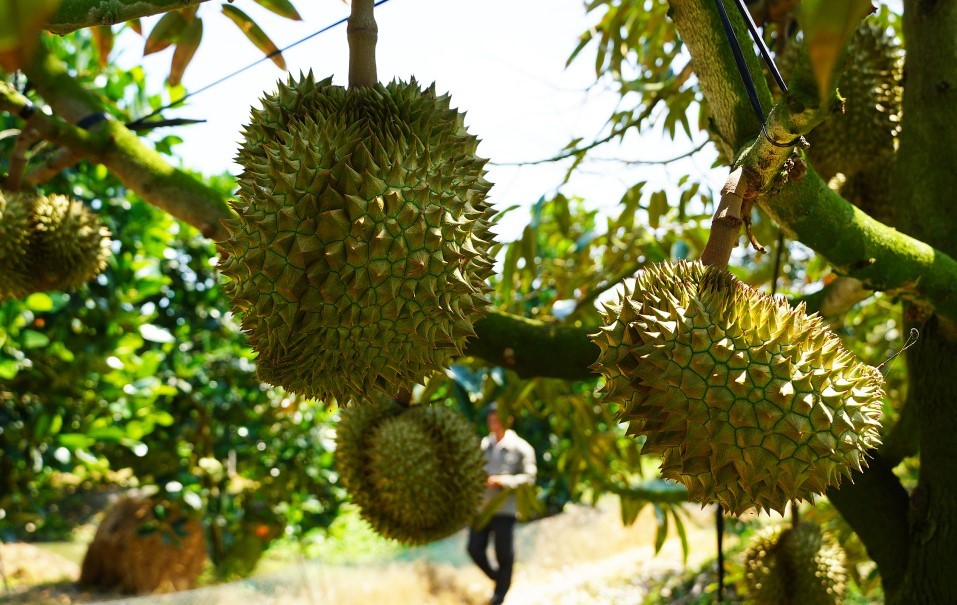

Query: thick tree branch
[46,0,211,34]
[8,45,234,239]
[467,313,599,381]
[763,170,957,322]
[826,452,910,593]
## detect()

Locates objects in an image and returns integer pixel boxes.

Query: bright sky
[116,0,723,240]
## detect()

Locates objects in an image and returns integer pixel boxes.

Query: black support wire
[126,0,394,129]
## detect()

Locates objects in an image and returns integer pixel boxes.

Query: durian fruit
[590,261,884,515]
[0,190,111,301]
[0,191,34,299]
[744,523,847,605]
[336,399,486,545]
[799,21,903,180]
[218,74,495,403]
[29,193,112,292]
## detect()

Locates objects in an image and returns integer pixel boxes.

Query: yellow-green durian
[590,261,883,515]
[0,191,34,299]
[336,400,486,545]
[30,193,112,292]
[744,523,847,605]
[218,74,495,403]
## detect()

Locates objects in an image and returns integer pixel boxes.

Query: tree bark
[885,0,957,602]
[46,0,211,34]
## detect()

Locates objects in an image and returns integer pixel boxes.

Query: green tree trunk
[886,1,957,603]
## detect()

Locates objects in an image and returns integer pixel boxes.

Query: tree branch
[8,45,235,239]
[46,0,211,34]
[826,452,909,593]
[467,313,599,381]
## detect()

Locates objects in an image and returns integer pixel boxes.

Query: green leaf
[619,494,645,526]
[252,0,302,21]
[24,292,53,312]
[144,10,186,55]
[798,0,874,103]
[21,329,50,349]
[653,503,668,553]
[58,433,92,449]
[648,190,668,229]
[222,5,286,70]
[169,17,202,86]
[0,358,18,380]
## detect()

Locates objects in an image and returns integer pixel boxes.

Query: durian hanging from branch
[0,190,112,301]
[217,0,496,404]
[588,8,886,517]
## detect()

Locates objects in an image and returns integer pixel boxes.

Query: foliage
[0,28,343,577]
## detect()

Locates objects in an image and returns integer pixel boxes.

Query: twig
[25,147,84,185]
[347,0,378,89]
[569,140,709,166]
[5,127,41,190]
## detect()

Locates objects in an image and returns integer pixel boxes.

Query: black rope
[126,0,394,129]
[713,0,802,148]
[732,0,787,94]
[713,0,766,127]
[716,505,725,602]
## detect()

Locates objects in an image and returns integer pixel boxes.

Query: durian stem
[790,500,800,526]
[700,166,755,269]
[4,127,40,191]
[347,0,378,89]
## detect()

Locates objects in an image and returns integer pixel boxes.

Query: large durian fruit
[218,74,495,403]
[743,523,847,605]
[0,190,111,301]
[797,21,903,181]
[590,261,884,515]
[0,190,34,299]
[336,399,486,545]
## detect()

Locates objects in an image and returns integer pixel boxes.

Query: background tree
[0,0,954,603]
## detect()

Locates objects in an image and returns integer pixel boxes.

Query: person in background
[467,402,537,605]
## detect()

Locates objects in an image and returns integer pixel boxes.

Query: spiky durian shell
[218,74,495,403]
[0,191,34,300]
[796,21,903,180]
[336,400,486,545]
[744,523,847,605]
[29,193,112,292]
[589,261,884,515]
[0,191,111,301]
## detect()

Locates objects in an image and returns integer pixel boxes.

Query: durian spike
[348,0,378,89]
[700,166,758,269]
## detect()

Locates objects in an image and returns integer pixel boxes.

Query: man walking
[467,402,537,605]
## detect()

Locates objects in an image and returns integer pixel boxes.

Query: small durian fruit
[0,190,34,300]
[30,193,112,292]
[336,399,486,545]
[744,523,847,605]
[589,261,883,515]
[218,74,495,403]
[802,21,903,180]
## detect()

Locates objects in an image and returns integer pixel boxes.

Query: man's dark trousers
[467,514,516,603]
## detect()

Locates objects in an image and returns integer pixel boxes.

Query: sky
[115,0,723,240]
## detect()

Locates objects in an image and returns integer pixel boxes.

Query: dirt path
[2,500,726,605]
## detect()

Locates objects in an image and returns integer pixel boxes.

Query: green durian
[744,523,847,605]
[30,193,112,292]
[0,191,111,301]
[798,21,903,180]
[0,190,34,299]
[590,261,884,515]
[218,74,495,403]
[336,400,486,545]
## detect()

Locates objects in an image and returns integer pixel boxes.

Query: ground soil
[0,499,735,605]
